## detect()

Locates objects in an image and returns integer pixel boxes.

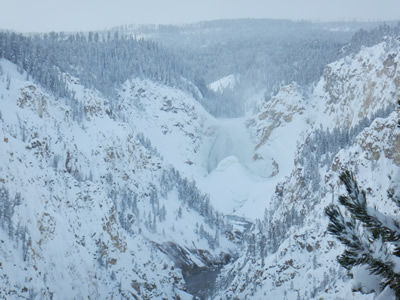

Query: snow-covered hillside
[0,58,237,299]
[215,39,400,299]
[117,78,215,176]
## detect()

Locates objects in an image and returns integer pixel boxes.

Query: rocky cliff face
[314,40,400,128]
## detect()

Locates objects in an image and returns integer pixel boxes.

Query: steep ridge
[215,39,400,299]
[313,40,400,128]
[117,78,214,177]
[247,82,310,179]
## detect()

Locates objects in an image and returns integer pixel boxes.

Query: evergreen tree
[326,171,400,298]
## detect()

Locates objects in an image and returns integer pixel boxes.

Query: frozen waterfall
[207,118,254,173]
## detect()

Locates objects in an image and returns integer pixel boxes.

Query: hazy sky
[1,0,399,32]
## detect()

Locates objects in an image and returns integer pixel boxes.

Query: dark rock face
[185,267,221,300]
[156,241,232,299]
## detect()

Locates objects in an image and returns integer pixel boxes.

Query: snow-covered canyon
[0,23,400,300]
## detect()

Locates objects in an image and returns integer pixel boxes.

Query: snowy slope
[208,75,237,93]
[313,41,400,129]
[117,78,218,178]
[220,111,399,300]
[215,39,400,299]
[0,58,236,299]
[247,82,310,178]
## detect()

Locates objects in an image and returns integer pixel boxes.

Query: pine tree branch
[326,170,400,298]
[339,171,400,243]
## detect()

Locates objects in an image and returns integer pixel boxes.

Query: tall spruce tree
[326,171,400,298]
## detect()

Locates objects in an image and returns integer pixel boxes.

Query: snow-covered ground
[208,74,237,93]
